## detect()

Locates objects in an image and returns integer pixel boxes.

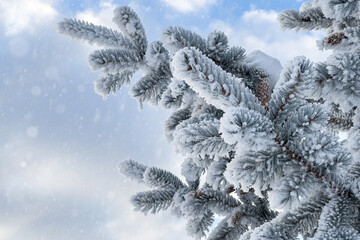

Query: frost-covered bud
[113,6,147,55]
[145,41,170,71]
[206,30,229,62]
[220,107,275,153]
[295,132,341,166]
[119,159,147,183]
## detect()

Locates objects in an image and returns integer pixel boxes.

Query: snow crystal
[45,66,59,79]
[27,126,39,138]
[77,85,85,93]
[9,38,29,57]
[20,161,27,168]
[31,86,42,96]
[55,104,66,114]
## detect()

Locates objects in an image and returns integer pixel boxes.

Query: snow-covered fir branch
[59,1,360,239]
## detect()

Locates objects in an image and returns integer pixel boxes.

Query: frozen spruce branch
[58,18,137,49]
[60,2,360,239]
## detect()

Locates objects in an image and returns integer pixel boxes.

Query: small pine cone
[323,32,348,46]
[256,76,271,109]
[250,68,271,109]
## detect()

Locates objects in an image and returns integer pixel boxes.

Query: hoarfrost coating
[57,1,360,239]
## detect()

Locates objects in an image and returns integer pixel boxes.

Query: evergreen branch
[274,137,351,196]
[310,196,360,239]
[284,192,330,237]
[119,159,147,183]
[144,167,186,190]
[349,162,360,200]
[244,192,330,239]
[144,41,171,72]
[206,157,232,191]
[130,70,171,109]
[164,107,192,141]
[225,149,285,193]
[241,218,298,240]
[187,188,240,215]
[277,103,328,142]
[208,217,247,240]
[278,8,332,31]
[348,126,360,165]
[269,171,316,210]
[181,158,204,185]
[186,210,214,239]
[220,107,275,152]
[206,30,229,63]
[89,48,141,74]
[160,78,197,110]
[131,189,175,214]
[57,18,136,49]
[172,47,264,113]
[237,189,277,223]
[161,86,184,109]
[327,0,359,21]
[221,46,246,71]
[113,6,147,55]
[161,26,207,54]
[94,71,133,99]
[269,57,314,124]
[173,118,233,158]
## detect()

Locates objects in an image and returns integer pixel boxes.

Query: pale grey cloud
[0,0,57,35]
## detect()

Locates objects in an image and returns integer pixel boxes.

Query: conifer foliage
[59,1,360,239]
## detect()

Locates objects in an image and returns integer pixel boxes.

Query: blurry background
[0,0,330,239]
